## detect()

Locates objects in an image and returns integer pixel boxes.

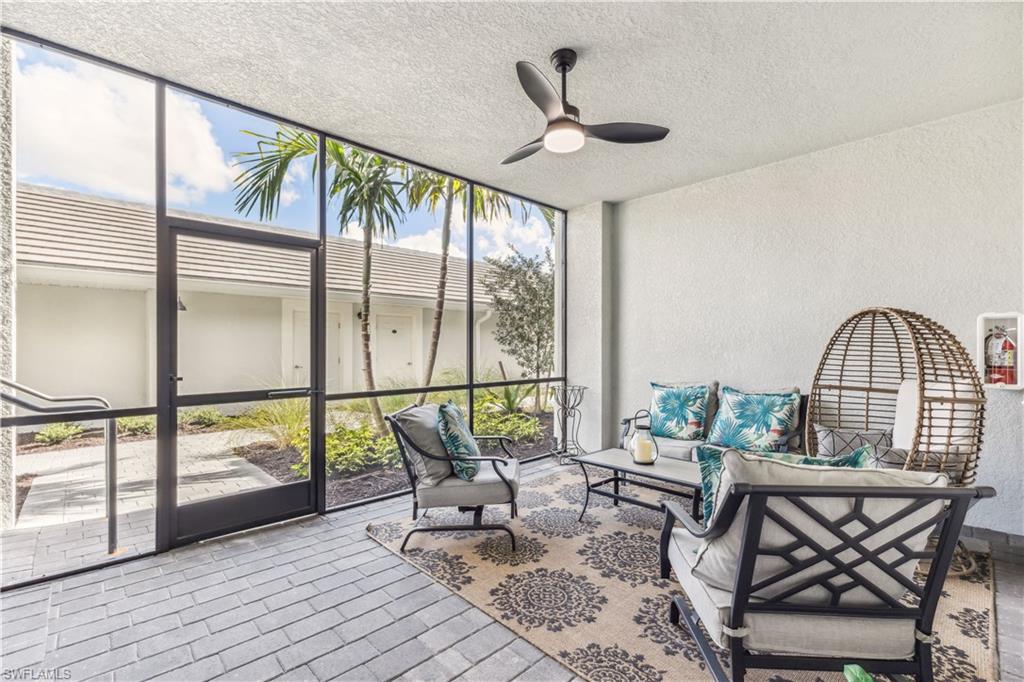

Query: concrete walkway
[3,430,282,586]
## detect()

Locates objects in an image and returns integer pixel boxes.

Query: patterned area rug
[366,465,996,681]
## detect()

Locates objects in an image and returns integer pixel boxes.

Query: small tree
[483,246,555,410]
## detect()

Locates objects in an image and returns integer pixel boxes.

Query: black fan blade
[516,61,565,122]
[501,138,544,165]
[584,122,669,144]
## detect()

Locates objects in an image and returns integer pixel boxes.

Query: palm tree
[233,130,405,433]
[402,171,513,405]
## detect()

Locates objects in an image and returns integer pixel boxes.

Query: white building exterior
[11,184,520,409]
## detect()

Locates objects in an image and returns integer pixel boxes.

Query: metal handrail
[1,378,110,413]
[1,378,118,554]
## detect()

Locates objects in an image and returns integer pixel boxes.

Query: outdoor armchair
[386,404,520,552]
[658,454,994,681]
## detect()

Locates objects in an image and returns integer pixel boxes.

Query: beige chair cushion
[653,438,705,462]
[416,459,519,509]
[693,450,947,605]
[667,530,916,659]
[392,404,453,486]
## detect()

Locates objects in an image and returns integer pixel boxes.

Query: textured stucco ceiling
[2,2,1021,210]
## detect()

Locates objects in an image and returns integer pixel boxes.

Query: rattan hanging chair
[807,307,986,486]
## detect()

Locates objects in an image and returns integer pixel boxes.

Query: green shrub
[293,424,399,477]
[472,400,543,443]
[34,422,84,445]
[179,407,225,428]
[233,399,308,449]
[116,415,156,436]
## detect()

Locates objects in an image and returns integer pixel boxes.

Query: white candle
[634,437,654,464]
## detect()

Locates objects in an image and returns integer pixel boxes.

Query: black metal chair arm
[473,435,515,458]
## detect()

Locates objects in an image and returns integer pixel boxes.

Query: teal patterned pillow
[649,383,711,440]
[694,444,874,527]
[437,401,480,481]
[707,386,801,451]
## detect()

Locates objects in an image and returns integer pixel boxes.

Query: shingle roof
[14,184,490,305]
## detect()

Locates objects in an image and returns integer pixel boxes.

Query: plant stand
[552,384,586,464]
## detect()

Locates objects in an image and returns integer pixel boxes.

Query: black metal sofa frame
[659,482,995,681]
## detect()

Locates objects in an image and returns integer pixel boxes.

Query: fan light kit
[502,48,669,164]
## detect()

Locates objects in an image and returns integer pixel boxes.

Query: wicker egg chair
[807,307,986,486]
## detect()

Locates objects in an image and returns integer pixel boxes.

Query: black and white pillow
[814,424,893,458]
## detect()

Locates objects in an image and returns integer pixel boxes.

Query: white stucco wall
[176,290,284,395]
[16,283,149,408]
[569,101,1023,535]
[565,201,615,452]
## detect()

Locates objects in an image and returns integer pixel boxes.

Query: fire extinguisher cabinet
[977,312,1024,390]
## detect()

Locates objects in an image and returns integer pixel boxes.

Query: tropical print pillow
[707,386,801,451]
[649,383,711,440]
[695,444,874,527]
[437,401,480,481]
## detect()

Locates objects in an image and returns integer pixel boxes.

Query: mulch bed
[15,423,229,456]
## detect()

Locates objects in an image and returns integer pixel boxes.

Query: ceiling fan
[501,48,670,164]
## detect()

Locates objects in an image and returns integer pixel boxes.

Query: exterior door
[375,314,415,382]
[162,224,322,546]
[293,310,340,392]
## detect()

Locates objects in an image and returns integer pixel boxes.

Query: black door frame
[154,82,328,551]
[159,221,324,547]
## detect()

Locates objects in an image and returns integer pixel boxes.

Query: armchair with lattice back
[659,449,994,681]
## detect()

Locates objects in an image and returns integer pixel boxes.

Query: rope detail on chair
[721,624,750,639]
[915,629,937,644]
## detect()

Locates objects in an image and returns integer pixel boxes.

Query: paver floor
[1,458,1021,682]
[3,430,280,586]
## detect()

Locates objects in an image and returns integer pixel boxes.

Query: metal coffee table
[570,448,703,522]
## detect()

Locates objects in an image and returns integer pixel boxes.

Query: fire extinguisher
[985,325,1017,385]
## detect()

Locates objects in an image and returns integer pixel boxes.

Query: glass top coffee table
[570,448,703,522]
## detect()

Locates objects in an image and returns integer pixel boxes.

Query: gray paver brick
[276,629,344,671]
[111,646,193,681]
[137,621,209,658]
[218,629,290,671]
[215,653,284,681]
[191,621,260,661]
[334,608,395,644]
[307,640,380,680]
[365,615,428,654]
[254,600,316,634]
[365,637,432,680]
[152,654,226,682]
[453,622,518,664]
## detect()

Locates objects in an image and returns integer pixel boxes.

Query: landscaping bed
[234,410,559,507]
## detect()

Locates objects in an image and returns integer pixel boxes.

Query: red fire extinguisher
[985,325,1017,385]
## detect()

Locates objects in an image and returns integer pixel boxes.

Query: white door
[375,314,415,383]
[292,311,341,391]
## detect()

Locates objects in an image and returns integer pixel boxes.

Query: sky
[13,42,555,261]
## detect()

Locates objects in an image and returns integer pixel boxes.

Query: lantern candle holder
[627,410,659,465]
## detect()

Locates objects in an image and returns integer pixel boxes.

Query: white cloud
[14,51,233,206]
[278,159,308,208]
[473,214,550,259]
[392,228,466,258]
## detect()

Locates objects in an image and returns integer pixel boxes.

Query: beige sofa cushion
[653,438,704,462]
[667,529,916,659]
[417,459,519,509]
[693,450,947,605]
